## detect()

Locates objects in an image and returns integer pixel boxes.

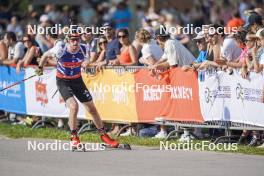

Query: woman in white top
[135,29,163,66]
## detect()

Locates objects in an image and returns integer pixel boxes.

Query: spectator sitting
[0,32,25,66]
[16,34,41,73]
[109,28,138,66]
[135,28,163,66]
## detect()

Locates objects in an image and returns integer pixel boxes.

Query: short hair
[5,32,17,42]
[135,29,152,43]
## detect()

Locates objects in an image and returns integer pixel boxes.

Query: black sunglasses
[99,41,107,45]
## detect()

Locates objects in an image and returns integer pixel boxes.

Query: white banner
[24,67,86,119]
[199,69,264,127]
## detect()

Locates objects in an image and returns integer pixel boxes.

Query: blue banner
[0,66,26,114]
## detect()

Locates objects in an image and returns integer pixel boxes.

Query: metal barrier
[155,118,264,143]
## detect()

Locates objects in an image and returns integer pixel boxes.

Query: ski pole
[0,74,37,92]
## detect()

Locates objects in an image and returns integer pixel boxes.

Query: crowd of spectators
[0,0,264,146]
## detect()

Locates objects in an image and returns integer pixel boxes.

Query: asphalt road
[0,138,263,176]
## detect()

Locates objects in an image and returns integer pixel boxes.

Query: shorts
[56,77,93,103]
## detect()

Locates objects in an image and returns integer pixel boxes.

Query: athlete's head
[68,33,80,50]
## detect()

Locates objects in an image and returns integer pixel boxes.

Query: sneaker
[101,133,119,148]
[70,136,81,149]
[154,131,167,138]
[120,130,132,136]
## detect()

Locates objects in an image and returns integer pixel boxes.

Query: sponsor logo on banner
[170,86,193,100]
[112,87,129,105]
[204,86,231,105]
[143,87,163,101]
[0,66,26,114]
[35,81,48,105]
[236,83,263,103]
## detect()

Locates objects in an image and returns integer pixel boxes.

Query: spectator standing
[135,29,163,66]
[150,26,195,70]
[0,32,25,66]
[7,16,23,40]
[112,1,131,29]
[109,28,137,66]
[16,34,41,73]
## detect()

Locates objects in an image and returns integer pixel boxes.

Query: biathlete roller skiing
[36,29,130,151]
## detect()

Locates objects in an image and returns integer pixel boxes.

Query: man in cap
[96,22,121,68]
[182,31,208,71]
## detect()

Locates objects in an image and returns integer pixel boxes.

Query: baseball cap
[244,12,262,28]
[103,22,114,29]
[154,26,170,37]
[193,31,205,40]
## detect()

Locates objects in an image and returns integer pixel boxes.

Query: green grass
[1,123,264,155]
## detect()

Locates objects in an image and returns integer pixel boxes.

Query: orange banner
[82,68,203,123]
[165,68,203,122]
[134,68,203,122]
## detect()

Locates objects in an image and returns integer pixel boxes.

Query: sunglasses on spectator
[69,38,80,42]
[118,35,127,39]
[99,40,107,45]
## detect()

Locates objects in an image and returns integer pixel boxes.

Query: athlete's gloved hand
[35,66,43,76]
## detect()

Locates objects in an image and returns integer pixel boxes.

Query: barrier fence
[1,65,264,134]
